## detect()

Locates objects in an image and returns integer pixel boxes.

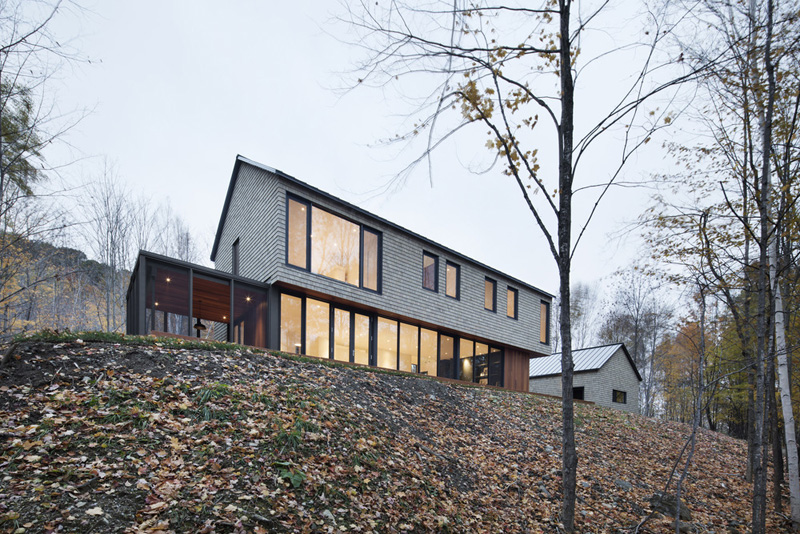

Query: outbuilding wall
[528,349,641,414]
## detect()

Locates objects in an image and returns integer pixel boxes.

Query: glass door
[332,307,371,365]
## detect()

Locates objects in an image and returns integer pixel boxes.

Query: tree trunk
[751,0,775,530]
[772,243,800,526]
[558,1,577,530]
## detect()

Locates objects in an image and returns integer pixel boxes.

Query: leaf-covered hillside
[0,336,789,533]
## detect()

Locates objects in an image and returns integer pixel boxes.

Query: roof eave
[211,155,554,298]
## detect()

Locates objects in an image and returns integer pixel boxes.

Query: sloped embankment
[0,336,787,533]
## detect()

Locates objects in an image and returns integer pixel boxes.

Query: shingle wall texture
[528,348,640,414]
[214,162,551,354]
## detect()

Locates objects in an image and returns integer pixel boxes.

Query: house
[126,155,554,392]
[528,343,641,413]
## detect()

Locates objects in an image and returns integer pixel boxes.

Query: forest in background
[3,0,800,531]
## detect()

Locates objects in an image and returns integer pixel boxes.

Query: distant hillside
[0,334,790,533]
[0,238,130,340]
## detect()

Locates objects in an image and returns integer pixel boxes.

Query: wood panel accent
[504,348,532,392]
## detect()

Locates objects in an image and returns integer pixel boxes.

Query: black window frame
[360,226,382,293]
[484,277,497,312]
[507,287,518,319]
[612,389,627,404]
[231,238,240,276]
[445,261,460,300]
[284,193,382,294]
[285,196,311,271]
[540,299,550,344]
[422,252,439,292]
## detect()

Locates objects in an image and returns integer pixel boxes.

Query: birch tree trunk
[770,236,800,528]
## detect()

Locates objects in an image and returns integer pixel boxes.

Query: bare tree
[83,162,131,332]
[343,0,704,528]
[599,268,673,417]
[0,0,84,340]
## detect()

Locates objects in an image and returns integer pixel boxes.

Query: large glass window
[422,252,438,291]
[485,278,496,311]
[474,342,490,385]
[540,300,550,344]
[333,308,350,362]
[287,197,381,291]
[280,294,302,353]
[438,335,454,378]
[507,287,518,319]
[488,348,503,386]
[287,199,308,268]
[459,339,474,381]
[146,263,190,337]
[420,328,437,376]
[399,323,419,373]
[446,262,460,299]
[354,313,370,365]
[363,229,380,291]
[305,298,330,358]
[311,208,360,286]
[377,317,398,369]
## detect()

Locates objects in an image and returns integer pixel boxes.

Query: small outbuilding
[528,343,641,414]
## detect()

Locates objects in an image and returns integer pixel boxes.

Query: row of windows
[423,251,540,337]
[287,197,381,292]
[279,292,503,385]
[283,195,549,346]
[483,277,518,319]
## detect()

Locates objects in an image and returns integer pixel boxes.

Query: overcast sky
[43,1,673,298]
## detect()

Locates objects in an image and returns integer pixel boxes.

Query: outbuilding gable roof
[528,343,642,381]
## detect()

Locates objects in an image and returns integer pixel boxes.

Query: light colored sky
[43,1,672,298]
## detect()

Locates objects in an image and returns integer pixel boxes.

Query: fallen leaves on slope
[0,339,789,533]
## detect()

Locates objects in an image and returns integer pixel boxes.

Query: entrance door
[332,307,371,365]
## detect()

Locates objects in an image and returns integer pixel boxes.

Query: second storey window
[232,238,240,276]
[446,261,460,299]
[287,199,308,268]
[311,207,360,285]
[507,287,518,319]
[540,300,550,344]
[484,278,496,311]
[287,196,381,291]
[422,252,438,291]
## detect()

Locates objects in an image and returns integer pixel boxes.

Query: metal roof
[210,155,554,299]
[528,343,642,381]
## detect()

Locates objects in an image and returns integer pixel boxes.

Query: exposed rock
[671,520,696,533]
[649,492,692,521]
[615,478,633,491]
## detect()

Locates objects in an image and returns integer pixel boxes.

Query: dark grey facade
[211,156,552,357]
[127,155,553,392]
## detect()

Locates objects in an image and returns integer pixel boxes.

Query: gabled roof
[210,155,554,299]
[528,343,642,381]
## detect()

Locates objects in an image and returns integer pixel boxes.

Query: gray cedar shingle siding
[214,160,551,355]
[528,346,641,414]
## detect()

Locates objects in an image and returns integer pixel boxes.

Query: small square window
[612,390,627,404]
[446,262,460,299]
[422,253,438,292]
[485,278,496,311]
